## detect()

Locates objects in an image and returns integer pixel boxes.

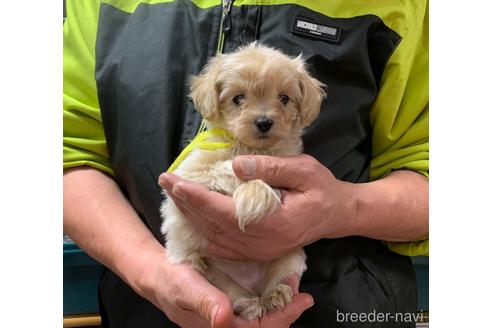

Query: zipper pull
[222,0,233,34]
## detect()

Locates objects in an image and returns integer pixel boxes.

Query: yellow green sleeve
[369,3,429,256]
[63,1,113,176]
[383,239,429,258]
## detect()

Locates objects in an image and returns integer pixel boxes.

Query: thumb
[182,274,233,328]
[252,293,314,327]
[232,154,315,190]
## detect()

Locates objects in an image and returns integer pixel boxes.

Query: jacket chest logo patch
[292,16,341,43]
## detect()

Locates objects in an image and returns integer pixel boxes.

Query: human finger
[171,180,238,230]
[173,265,233,328]
[284,274,300,294]
[259,293,313,327]
[160,173,239,230]
[207,239,249,260]
[232,155,318,190]
[231,293,314,328]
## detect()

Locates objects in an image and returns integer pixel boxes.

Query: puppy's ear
[189,59,221,121]
[296,58,326,127]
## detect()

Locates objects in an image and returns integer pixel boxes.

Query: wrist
[344,179,399,238]
[345,182,368,237]
[113,237,169,301]
[334,180,363,237]
[317,179,360,240]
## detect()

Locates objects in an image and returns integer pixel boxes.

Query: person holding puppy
[64,1,428,327]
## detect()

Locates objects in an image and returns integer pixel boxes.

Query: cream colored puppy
[161,43,325,319]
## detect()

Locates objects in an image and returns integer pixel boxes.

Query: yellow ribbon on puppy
[167,128,234,172]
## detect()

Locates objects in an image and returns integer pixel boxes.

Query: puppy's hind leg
[260,248,307,312]
[205,260,264,320]
[233,180,281,230]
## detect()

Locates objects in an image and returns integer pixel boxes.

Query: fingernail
[172,182,187,202]
[211,304,219,327]
[159,173,170,188]
[238,157,256,176]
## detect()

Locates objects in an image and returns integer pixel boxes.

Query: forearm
[63,166,167,297]
[342,170,428,242]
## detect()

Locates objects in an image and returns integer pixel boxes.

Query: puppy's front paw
[233,297,264,320]
[233,180,281,230]
[261,284,293,311]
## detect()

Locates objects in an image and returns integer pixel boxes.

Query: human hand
[139,255,313,328]
[230,274,314,327]
[159,154,354,261]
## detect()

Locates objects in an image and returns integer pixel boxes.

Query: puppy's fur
[161,43,325,319]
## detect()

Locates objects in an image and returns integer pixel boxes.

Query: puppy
[161,43,325,319]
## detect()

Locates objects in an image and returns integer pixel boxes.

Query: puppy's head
[190,43,325,149]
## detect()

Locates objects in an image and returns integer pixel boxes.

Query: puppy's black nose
[255,117,273,133]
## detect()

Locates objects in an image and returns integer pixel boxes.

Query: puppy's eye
[279,94,290,105]
[232,94,245,105]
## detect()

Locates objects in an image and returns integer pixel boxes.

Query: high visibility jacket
[64,1,428,326]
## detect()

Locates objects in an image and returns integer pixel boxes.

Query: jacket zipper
[217,0,233,53]
[197,0,234,134]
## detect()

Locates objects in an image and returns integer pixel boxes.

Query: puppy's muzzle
[255,117,274,133]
